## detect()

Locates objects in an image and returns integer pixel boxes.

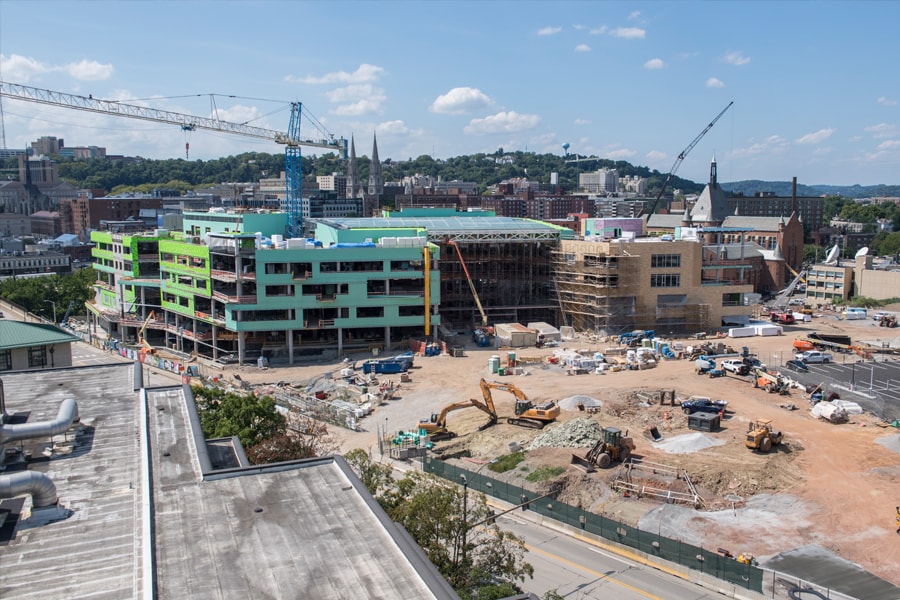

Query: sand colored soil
[223,310,900,586]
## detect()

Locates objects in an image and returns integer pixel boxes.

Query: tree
[343,455,534,599]
[872,231,900,256]
[192,386,284,448]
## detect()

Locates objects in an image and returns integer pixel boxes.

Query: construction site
[217,306,900,600]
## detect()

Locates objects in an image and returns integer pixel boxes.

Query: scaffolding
[551,243,713,336]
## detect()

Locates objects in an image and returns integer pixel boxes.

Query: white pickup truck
[795,350,833,364]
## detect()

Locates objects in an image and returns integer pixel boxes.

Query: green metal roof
[0,320,81,350]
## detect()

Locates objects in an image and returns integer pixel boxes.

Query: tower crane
[641,101,734,217]
[0,81,348,238]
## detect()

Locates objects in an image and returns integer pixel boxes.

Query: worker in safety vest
[896,506,900,534]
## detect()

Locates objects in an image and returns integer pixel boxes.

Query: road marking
[525,542,666,599]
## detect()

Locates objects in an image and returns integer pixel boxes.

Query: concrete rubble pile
[526,417,603,451]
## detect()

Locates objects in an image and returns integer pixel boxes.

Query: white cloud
[796,128,835,144]
[876,96,897,106]
[464,111,541,135]
[607,148,637,159]
[333,97,384,117]
[706,77,725,88]
[290,63,384,85]
[589,26,608,35]
[537,26,562,36]
[628,11,641,20]
[723,51,751,66]
[865,123,899,138]
[574,118,591,126]
[573,24,586,30]
[876,139,900,150]
[323,83,385,116]
[575,44,591,53]
[646,150,667,161]
[0,54,113,82]
[732,135,788,158]
[376,120,410,135]
[610,27,645,39]
[644,58,666,70]
[213,104,271,129]
[429,87,494,114]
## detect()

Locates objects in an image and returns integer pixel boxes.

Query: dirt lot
[224,308,900,586]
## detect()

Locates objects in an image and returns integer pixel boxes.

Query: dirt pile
[526,418,602,450]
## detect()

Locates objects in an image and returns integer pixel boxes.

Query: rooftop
[0,363,455,599]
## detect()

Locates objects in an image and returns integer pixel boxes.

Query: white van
[842,308,867,320]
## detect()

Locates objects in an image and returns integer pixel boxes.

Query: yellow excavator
[138,311,157,355]
[417,397,498,441]
[480,378,560,429]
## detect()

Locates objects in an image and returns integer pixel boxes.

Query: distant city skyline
[1,1,899,187]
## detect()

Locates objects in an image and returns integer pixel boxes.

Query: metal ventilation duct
[0,471,58,508]
[0,398,79,445]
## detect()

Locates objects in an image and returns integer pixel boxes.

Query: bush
[489,451,525,473]
[525,466,564,482]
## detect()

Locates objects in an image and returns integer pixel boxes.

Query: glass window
[651,254,681,268]
[0,349,11,371]
[28,346,48,368]
[650,274,680,288]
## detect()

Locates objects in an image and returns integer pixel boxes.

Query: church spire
[347,135,361,199]
[709,155,718,188]
[367,133,383,197]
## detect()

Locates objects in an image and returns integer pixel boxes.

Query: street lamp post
[43,300,57,324]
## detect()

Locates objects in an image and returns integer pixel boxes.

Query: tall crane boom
[643,101,733,216]
[0,81,348,237]
[0,81,347,152]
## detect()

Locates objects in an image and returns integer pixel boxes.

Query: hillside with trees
[3,151,705,197]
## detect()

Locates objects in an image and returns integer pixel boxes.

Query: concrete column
[287,329,294,365]
[238,331,245,366]
[385,325,391,351]
[337,327,343,356]
[212,327,218,361]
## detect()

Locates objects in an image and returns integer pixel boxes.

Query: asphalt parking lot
[785,358,900,421]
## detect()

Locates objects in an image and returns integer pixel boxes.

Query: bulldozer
[417,397,497,441]
[745,418,784,453]
[571,426,636,471]
[479,378,560,429]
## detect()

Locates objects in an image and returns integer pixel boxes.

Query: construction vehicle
[879,314,898,328]
[753,368,790,395]
[745,418,784,452]
[479,378,560,429]
[417,397,498,441]
[138,311,157,353]
[446,239,489,330]
[769,311,796,325]
[640,100,733,216]
[793,337,873,360]
[571,426,636,470]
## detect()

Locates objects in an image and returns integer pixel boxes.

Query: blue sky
[1,1,899,187]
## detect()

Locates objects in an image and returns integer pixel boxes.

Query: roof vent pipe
[0,471,58,508]
[0,398,79,445]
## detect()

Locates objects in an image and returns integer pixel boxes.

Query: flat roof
[0,363,455,599]
[318,215,569,239]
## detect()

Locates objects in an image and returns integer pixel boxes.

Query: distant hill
[721,180,900,199]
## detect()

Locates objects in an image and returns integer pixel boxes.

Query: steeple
[367,133,383,197]
[709,155,718,188]
[346,135,361,199]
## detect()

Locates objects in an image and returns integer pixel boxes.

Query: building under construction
[325,213,569,330]
[552,238,753,336]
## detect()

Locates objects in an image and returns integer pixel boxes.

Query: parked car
[743,356,767,371]
[721,359,750,375]
[795,350,833,364]
[872,311,892,321]
[681,396,728,416]
[784,359,810,373]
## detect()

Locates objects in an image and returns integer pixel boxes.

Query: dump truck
[745,418,784,452]
[571,426,636,471]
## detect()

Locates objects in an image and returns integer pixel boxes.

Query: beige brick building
[553,238,754,335]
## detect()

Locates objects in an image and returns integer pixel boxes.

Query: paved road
[490,508,739,600]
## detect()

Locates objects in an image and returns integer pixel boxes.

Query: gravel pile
[558,395,603,411]
[874,433,900,455]
[651,432,725,454]
[526,417,602,450]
